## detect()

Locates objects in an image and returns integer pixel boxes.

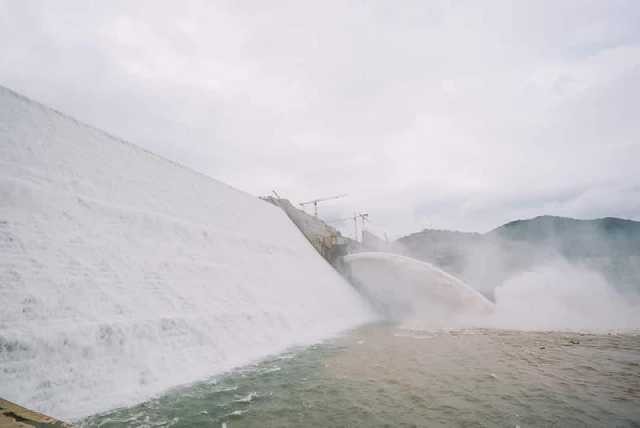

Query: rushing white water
[0,86,374,420]
[343,252,494,325]
[489,260,640,331]
[344,251,640,332]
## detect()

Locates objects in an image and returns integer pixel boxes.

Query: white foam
[344,251,640,333]
[0,86,373,420]
[488,260,640,331]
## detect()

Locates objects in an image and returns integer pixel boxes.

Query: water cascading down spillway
[0,85,374,421]
[343,252,494,325]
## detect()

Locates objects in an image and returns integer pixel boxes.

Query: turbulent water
[0,85,372,418]
[343,252,494,324]
[80,324,640,427]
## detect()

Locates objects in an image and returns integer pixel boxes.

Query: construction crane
[326,212,369,242]
[357,212,369,242]
[299,194,347,217]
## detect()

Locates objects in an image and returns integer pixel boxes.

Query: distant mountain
[394,216,640,299]
[489,216,640,257]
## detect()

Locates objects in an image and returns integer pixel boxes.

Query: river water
[80,324,640,427]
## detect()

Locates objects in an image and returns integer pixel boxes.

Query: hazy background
[2,0,639,237]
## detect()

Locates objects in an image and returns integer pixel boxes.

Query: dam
[1,86,503,424]
[0,86,374,420]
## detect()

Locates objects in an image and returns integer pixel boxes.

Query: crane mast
[326,212,369,242]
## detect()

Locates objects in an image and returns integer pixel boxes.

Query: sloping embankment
[0,398,71,427]
[0,86,373,420]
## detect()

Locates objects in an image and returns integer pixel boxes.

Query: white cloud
[1,0,639,236]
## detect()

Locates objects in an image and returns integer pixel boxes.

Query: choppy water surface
[80,325,640,427]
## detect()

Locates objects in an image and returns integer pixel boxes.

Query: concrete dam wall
[0,86,373,420]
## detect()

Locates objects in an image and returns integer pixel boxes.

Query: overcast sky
[2,1,639,237]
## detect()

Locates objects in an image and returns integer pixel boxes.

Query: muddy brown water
[80,324,640,427]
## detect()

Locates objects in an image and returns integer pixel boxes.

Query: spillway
[0,86,374,420]
[343,252,494,323]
